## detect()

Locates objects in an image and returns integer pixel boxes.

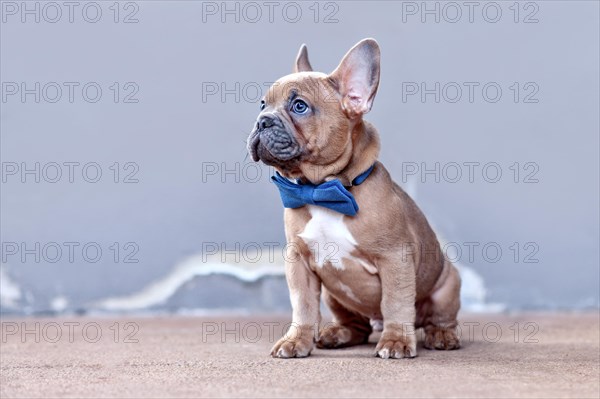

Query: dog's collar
[350,164,375,186]
[270,164,375,216]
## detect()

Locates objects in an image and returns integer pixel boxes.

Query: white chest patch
[298,206,358,270]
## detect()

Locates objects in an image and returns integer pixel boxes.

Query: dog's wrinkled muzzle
[247,114,302,165]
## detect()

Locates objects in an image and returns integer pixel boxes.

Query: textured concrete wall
[1,1,598,314]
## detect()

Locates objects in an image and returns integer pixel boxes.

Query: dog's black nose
[258,115,275,130]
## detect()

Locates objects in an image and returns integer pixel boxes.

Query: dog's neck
[298,120,380,186]
[337,120,381,186]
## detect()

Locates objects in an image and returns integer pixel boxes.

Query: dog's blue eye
[291,99,309,114]
[260,100,266,110]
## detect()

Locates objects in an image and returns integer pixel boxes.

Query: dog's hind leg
[316,289,372,349]
[418,259,461,350]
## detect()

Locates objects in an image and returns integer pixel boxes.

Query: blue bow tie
[270,165,375,216]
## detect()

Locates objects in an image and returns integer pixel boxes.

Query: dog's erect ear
[329,38,380,118]
[294,44,313,73]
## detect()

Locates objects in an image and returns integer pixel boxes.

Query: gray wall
[1,1,598,314]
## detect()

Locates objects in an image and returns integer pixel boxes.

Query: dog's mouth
[247,121,302,168]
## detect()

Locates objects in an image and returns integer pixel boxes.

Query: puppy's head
[247,39,381,184]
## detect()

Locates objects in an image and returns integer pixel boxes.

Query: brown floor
[1,312,598,398]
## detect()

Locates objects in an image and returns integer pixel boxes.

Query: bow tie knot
[270,165,374,216]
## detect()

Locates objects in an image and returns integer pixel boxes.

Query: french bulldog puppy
[247,38,461,359]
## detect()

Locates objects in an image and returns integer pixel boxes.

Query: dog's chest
[297,206,378,274]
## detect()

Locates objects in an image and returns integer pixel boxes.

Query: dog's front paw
[270,325,314,358]
[423,326,460,350]
[374,324,417,359]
